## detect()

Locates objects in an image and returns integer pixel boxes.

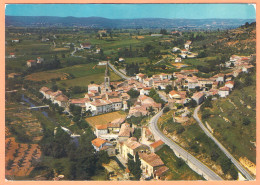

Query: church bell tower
[104,62,111,92]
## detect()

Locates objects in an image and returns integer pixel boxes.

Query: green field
[25,63,122,88]
[156,146,204,180]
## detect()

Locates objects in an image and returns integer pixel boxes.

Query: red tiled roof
[139,153,164,167]
[118,123,133,137]
[192,92,204,99]
[150,140,164,149]
[96,124,108,130]
[169,90,178,96]
[109,98,122,103]
[70,98,89,104]
[40,86,50,92]
[143,87,152,90]
[55,94,68,102]
[219,86,230,91]
[124,137,142,150]
[154,166,169,177]
[91,138,107,148]
[27,60,36,63]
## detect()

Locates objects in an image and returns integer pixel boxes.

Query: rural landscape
[5,4,256,181]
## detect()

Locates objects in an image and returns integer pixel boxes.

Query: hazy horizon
[5,4,256,19]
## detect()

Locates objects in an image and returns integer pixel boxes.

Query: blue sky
[5,4,256,19]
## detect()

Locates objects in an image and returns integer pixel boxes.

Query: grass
[156,145,204,180]
[201,84,256,164]
[124,57,149,64]
[25,63,122,88]
[86,111,127,128]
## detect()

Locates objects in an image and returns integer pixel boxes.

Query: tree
[187,99,197,108]
[163,107,170,113]
[242,117,250,126]
[133,128,141,141]
[219,156,232,174]
[229,166,238,180]
[6,159,14,170]
[165,85,173,94]
[148,106,154,114]
[51,84,58,92]
[127,88,140,98]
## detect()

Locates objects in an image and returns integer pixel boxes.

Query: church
[85,62,128,116]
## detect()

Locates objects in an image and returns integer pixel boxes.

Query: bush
[242,117,250,126]
[163,107,170,113]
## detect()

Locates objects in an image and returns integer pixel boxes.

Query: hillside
[6,16,255,29]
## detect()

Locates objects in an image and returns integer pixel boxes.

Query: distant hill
[5,16,255,30]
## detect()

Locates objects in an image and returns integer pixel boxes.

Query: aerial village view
[5,4,256,181]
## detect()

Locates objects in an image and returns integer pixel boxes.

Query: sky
[5,4,256,19]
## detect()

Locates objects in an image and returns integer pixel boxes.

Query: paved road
[193,105,254,181]
[108,62,131,80]
[149,109,223,181]
[71,47,85,58]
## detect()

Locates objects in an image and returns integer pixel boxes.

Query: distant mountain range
[5,16,255,29]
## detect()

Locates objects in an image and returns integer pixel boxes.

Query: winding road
[149,109,223,181]
[193,105,254,181]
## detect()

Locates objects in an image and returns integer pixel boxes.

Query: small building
[192,92,205,105]
[80,42,92,49]
[53,94,69,107]
[91,138,112,152]
[140,87,152,96]
[95,124,108,137]
[41,38,49,42]
[151,34,163,37]
[119,58,125,62]
[143,78,153,87]
[96,48,101,53]
[37,57,44,64]
[98,61,108,65]
[9,53,15,58]
[70,98,89,107]
[172,47,180,52]
[88,84,100,93]
[139,152,165,177]
[175,57,182,63]
[184,44,190,50]
[107,117,125,133]
[27,60,37,67]
[218,86,230,98]
[169,90,181,99]
[7,73,21,79]
[119,137,149,160]
[225,81,234,90]
[136,73,147,83]
[118,123,134,142]
[242,65,254,73]
[150,140,164,153]
[109,98,123,111]
[154,166,169,180]
[12,39,19,43]
[181,54,187,59]
[215,74,225,84]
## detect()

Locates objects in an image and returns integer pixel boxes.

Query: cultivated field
[86,111,127,128]
[25,63,122,87]
[5,137,42,177]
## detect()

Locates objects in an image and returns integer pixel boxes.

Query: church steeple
[104,61,111,92]
[105,61,110,77]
